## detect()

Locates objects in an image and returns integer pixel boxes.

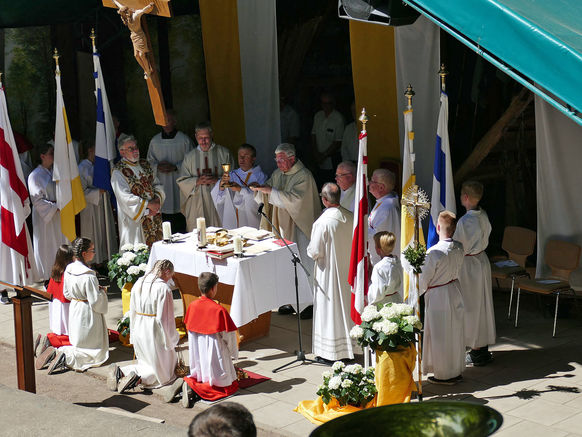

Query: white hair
[274,143,296,157]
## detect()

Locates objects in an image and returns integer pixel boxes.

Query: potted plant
[317,362,377,408]
[108,243,150,314]
[117,314,131,347]
[350,303,422,405]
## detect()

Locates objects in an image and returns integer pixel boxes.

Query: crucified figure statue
[113,0,155,78]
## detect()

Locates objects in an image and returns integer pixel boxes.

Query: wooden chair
[490,226,536,318]
[514,239,581,337]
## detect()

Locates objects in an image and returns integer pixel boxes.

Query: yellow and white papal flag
[53,64,85,242]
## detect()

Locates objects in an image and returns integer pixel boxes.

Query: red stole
[184,296,237,334]
[47,276,70,303]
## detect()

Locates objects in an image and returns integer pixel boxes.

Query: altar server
[211,144,268,229]
[78,143,118,263]
[308,183,354,363]
[181,272,239,407]
[37,238,109,374]
[47,245,74,336]
[368,231,403,305]
[418,211,465,385]
[177,122,234,231]
[110,259,180,393]
[28,144,68,280]
[454,181,495,366]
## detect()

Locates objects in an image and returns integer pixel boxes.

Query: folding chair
[514,240,581,337]
[491,226,536,318]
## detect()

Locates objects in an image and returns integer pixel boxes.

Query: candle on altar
[233,235,243,256]
[162,221,172,241]
[197,217,207,246]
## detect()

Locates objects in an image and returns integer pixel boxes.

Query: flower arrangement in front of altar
[107,243,150,288]
[316,362,377,407]
[350,302,422,352]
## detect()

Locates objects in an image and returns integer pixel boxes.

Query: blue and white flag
[427,91,455,248]
[92,46,116,191]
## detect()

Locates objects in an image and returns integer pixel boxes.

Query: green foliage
[117,315,130,336]
[403,243,427,274]
[107,243,150,289]
[316,362,377,407]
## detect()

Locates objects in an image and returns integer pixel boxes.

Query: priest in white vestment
[147,112,193,233]
[368,168,401,265]
[78,145,117,264]
[335,161,356,212]
[58,238,109,372]
[111,136,165,247]
[416,211,465,384]
[117,260,179,389]
[177,122,234,231]
[28,145,68,280]
[308,183,354,362]
[211,144,268,229]
[454,181,496,364]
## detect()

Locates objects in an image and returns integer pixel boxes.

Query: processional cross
[103,0,172,126]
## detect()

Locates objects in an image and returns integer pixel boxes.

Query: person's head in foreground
[374,231,396,258]
[198,271,219,299]
[188,401,257,437]
[437,210,457,239]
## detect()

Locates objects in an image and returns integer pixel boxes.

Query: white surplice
[177,143,235,231]
[419,239,465,380]
[28,165,68,280]
[368,256,403,305]
[60,260,108,371]
[308,206,354,361]
[187,330,238,387]
[120,275,179,388]
[340,184,355,213]
[368,192,401,265]
[211,165,268,229]
[78,159,117,263]
[454,208,496,349]
[147,131,194,214]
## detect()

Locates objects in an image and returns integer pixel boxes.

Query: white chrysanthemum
[328,376,342,390]
[322,370,332,379]
[404,315,422,329]
[117,257,130,266]
[381,320,399,335]
[332,361,345,372]
[344,364,362,375]
[361,305,380,322]
[138,263,148,272]
[393,303,413,316]
[134,243,148,252]
[349,325,364,339]
[379,305,397,319]
[341,379,353,388]
[127,265,141,275]
[122,252,137,262]
[120,244,134,252]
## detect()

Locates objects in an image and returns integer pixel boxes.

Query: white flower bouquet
[107,243,150,288]
[316,361,377,407]
[350,303,422,352]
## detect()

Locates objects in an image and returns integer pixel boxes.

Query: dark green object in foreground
[310,401,503,437]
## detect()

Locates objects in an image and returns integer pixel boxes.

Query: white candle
[162,221,172,241]
[233,235,243,255]
[197,217,207,245]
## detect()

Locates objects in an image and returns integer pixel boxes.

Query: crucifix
[102,0,172,126]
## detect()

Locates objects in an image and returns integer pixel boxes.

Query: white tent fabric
[237,0,281,175]
[535,96,582,277]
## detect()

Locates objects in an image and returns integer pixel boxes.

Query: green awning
[405,0,582,125]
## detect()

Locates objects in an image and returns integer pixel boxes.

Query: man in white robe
[147,111,193,233]
[111,136,165,247]
[252,143,321,316]
[78,145,117,264]
[177,122,234,231]
[335,161,356,212]
[211,144,268,229]
[28,145,68,280]
[308,183,354,362]
[368,168,401,265]
[454,181,495,365]
[417,211,465,384]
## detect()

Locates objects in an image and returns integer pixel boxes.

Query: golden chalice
[221,163,233,188]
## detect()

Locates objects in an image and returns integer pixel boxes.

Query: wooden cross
[102,0,172,126]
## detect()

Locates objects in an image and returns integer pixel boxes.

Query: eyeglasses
[121,146,138,152]
[274,157,292,163]
[335,172,350,178]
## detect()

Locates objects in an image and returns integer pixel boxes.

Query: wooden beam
[454,87,533,186]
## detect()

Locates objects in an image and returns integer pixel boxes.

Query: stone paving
[1,284,582,436]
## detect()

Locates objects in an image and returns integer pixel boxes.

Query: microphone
[257,203,265,216]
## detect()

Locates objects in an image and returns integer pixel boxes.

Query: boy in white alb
[418,211,465,385]
[454,181,495,366]
[368,231,403,305]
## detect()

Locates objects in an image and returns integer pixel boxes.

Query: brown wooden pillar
[12,287,36,393]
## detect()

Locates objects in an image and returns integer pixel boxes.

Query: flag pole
[439,63,448,93]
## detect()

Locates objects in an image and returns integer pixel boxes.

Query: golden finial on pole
[439,63,448,92]
[90,28,97,52]
[359,107,368,133]
[404,84,415,109]
[53,48,60,73]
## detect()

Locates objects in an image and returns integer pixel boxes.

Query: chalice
[221,163,233,188]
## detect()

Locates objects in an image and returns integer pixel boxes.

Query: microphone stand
[256,203,318,372]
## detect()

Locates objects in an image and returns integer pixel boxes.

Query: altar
[147,236,312,343]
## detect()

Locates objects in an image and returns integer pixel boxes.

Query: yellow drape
[199,0,246,154]
[375,344,417,406]
[295,396,374,426]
